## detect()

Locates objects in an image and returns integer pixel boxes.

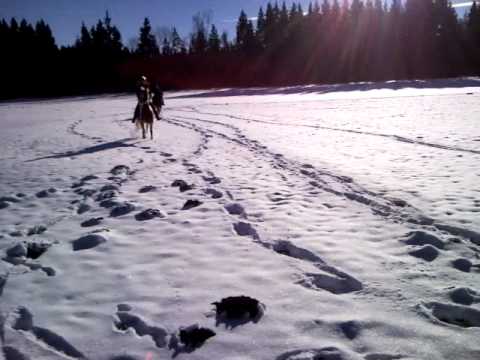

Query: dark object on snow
[72,234,106,251]
[212,296,262,320]
[182,199,202,210]
[95,190,117,202]
[26,242,51,259]
[139,185,157,193]
[110,165,131,176]
[452,258,472,273]
[179,325,215,349]
[81,217,104,227]
[110,202,136,217]
[171,180,194,192]
[135,209,165,221]
[35,188,57,198]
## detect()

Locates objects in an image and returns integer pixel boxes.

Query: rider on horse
[133,76,160,123]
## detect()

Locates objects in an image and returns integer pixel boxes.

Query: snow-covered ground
[1,78,480,360]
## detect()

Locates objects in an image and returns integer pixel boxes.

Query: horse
[151,88,164,120]
[134,87,154,139]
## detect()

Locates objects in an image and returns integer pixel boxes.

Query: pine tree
[171,27,186,54]
[236,10,250,49]
[468,1,480,48]
[136,17,160,57]
[208,24,221,52]
[256,7,266,47]
[191,28,207,54]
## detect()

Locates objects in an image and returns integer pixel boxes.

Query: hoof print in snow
[171,180,194,192]
[299,264,363,294]
[421,302,480,328]
[0,196,20,203]
[449,287,480,306]
[338,320,361,340]
[100,184,119,192]
[0,273,7,296]
[177,324,215,350]
[8,306,86,358]
[76,188,97,197]
[77,203,91,214]
[388,197,408,207]
[182,200,202,211]
[117,303,133,312]
[81,174,99,182]
[451,258,472,272]
[203,176,221,185]
[3,346,31,360]
[233,222,259,239]
[81,217,104,227]
[25,241,52,259]
[205,188,223,199]
[72,234,107,251]
[0,201,10,209]
[110,165,131,176]
[135,209,165,221]
[110,202,136,217]
[212,296,264,326]
[276,346,350,360]
[96,190,118,202]
[35,188,57,198]
[139,185,157,193]
[114,311,167,348]
[404,231,445,249]
[225,203,246,216]
[408,245,439,262]
[27,225,47,236]
[6,243,27,258]
[100,199,120,209]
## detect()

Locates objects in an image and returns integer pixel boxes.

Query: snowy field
[1,78,480,360]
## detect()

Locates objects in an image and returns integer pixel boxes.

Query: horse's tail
[135,119,142,130]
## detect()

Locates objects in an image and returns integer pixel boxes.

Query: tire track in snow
[173,107,480,155]
[165,112,480,249]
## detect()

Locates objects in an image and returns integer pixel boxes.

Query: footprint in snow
[233,222,259,239]
[110,202,136,217]
[6,306,86,358]
[451,258,473,272]
[72,233,107,251]
[403,231,445,249]
[408,245,440,262]
[449,287,480,305]
[182,200,202,211]
[224,203,246,217]
[110,165,131,176]
[81,217,104,227]
[276,346,352,360]
[419,301,480,328]
[171,180,194,192]
[139,185,157,193]
[114,306,167,348]
[204,188,223,199]
[77,202,91,214]
[135,209,166,221]
[35,188,57,198]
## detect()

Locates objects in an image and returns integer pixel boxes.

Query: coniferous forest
[2,0,480,99]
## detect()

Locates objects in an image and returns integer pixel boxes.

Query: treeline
[2,1,480,99]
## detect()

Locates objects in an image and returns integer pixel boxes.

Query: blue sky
[0,0,473,47]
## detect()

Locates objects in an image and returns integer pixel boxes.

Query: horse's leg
[150,122,153,140]
[142,122,146,139]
